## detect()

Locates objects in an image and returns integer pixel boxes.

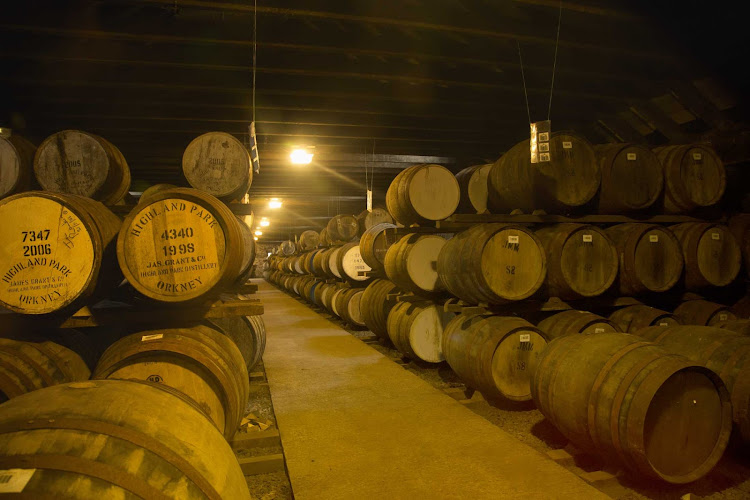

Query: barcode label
[649,235,659,243]
[520,334,530,342]
[562,141,572,149]
[539,152,551,162]
[508,235,519,244]
[626,153,637,160]
[719,314,728,321]
[583,234,593,242]
[711,233,720,240]
[141,333,164,341]
[693,152,702,161]
[538,132,549,142]
[594,328,605,333]
[539,142,550,152]
[0,469,35,493]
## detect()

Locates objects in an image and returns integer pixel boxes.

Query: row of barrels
[268,242,373,287]
[0,187,257,315]
[0,129,254,203]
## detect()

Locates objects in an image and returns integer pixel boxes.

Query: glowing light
[260,218,270,227]
[254,236,259,241]
[254,230,263,236]
[269,198,282,209]
[290,149,314,164]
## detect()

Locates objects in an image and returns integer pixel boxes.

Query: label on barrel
[659,322,668,326]
[719,314,728,321]
[519,334,531,342]
[582,234,593,242]
[123,198,226,299]
[142,333,164,341]
[539,153,551,162]
[594,327,605,333]
[626,153,637,160]
[508,235,519,244]
[649,234,659,243]
[0,197,95,314]
[0,469,35,493]
[692,152,703,161]
[562,141,572,149]
[711,232,720,240]
[539,142,549,152]
[342,246,372,281]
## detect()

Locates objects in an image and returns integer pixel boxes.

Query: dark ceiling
[1,0,747,242]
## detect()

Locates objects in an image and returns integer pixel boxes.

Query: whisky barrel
[320,283,339,312]
[532,332,731,483]
[327,245,344,279]
[609,305,680,333]
[384,233,446,297]
[387,301,456,363]
[208,315,266,372]
[117,187,244,303]
[654,144,725,214]
[319,228,330,247]
[670,223,741,289]
[537,310,619,340]
[311,248,329,277]
[0,132,35,200]
[535,224,618,299]
[443,314,548,402]
[94,325,249,439]
[329,288,345,316]
[360,222,397,272]
[234,216,256,286]
[455,164,492,214]
[605,223,683,295]
[336,242,373,286]
[357,208,394,235]
[437,223,546,304]
[182,132,252,201]
[0,191,122,315]
[140,183,177,204]
[0,379,250,499]
[299,229,321,250]
[727,214,750,277]
[334,288,366,328]
[0,337,90,402]
[34,130,131,204]
[488,132,599,213]
[716,320,750,336]
[327,215,359,243]
[595,144,663,213]
[386,164,460,225]
[636,325,750,445]
[673,300,736,326]
[361,279,402,341]
[279,240,296,256]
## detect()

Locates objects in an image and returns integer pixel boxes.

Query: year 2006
[21,230,52,256]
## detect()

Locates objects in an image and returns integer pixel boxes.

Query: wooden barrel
[299,229,321,250]
[334,288,366,328]
[0,132,36,200]
[0,379,250,499]
[140,183,177,204]
[488,132,599,213]
[279,240,296,256]
[329,288,345,316]
[357,208,394,235]
[727,214,750,277]
[0,191,122,315]
[670,223,741,289]
[310,280,324,305]
[636,325,750,445]
[117,187,244,304]
[360,279,402,341]
[360,222,397,273]
[535,224,618,299]
[673,300,737,326]
[605,223,683,295]
[336,242,373,286]
[455,164,492,214]
[387,301,455,363]
[327,245,344,279]
[654,144,725,214]
[320,283,339,312]
[537,310,620,340]
[208,315,266,372]
[311,248,329,277]
[34,130,131,204]
[327,215,359,243]
[532,332,731,483]
[0,337,90,403]
[384,233,446,297]
[443,314,548,402]
[182,132,252,201]
[609,305,680,333]
[94,325,249,439]
[437,223,546,304]
[595,143,663,213]
[386,164,460,225]
[234,216,256,286]
[716,320,750,336]
[319,228,330,247]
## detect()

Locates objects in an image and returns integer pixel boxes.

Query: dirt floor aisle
[257,279,607,500]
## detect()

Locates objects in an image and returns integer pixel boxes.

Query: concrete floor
[257,279,608,500]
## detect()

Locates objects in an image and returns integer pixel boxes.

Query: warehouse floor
[256,280,608,500]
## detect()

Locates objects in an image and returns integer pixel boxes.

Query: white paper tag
[141,333,164,341]
[539,142,550,152]
[719,314,728,321]
[692,152,702,161]
[519,334,530,342]
[711,232,720,240]
[538,132,549,142]
[508,235,519,244]
[626,153,637,160]
[0,469,35,493]
[583,234,593,242]
[659,322,668,327]
[366,189,372,212]
[594,327,605,333]
[562,141,572,149]
[539,152,551,162]
[649,234,659,243]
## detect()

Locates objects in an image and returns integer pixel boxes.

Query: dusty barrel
[0,379,250,499]
[361,279,402,341]
[299,229,321,250]
[386,164,460,225]
[655,144,725,213]
[728,214,750,277]
[182,132,252,201]
[208,315,266,372]
[595,143,663,213]
[455,164,492,214]
[609,305,680,333]
[673,300,736,326]
[327,215,359,243]
[605,223,683,295]
[0,337,90,402]
[637,325,750,445]
[537,310,620,340]
[384,234,446,297]
[334,287,366,328]
[488,132,599,213]
[279,240,296,256]
[117,187,244,303]
[234,216,257,286]
[0,191,122,315]
[532,332,731,483]
[437,223,546,304]
[0,132,36,200]
[670,222,741,289]
[360,222,397,273]
[357,208,394,235]
[387,301,456,363]
[34,130,131,204]
[443,314,548,402]
[94,325,249,439]
[140,183,177,204]
[535,224,618,299]
[336,242,373,286]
